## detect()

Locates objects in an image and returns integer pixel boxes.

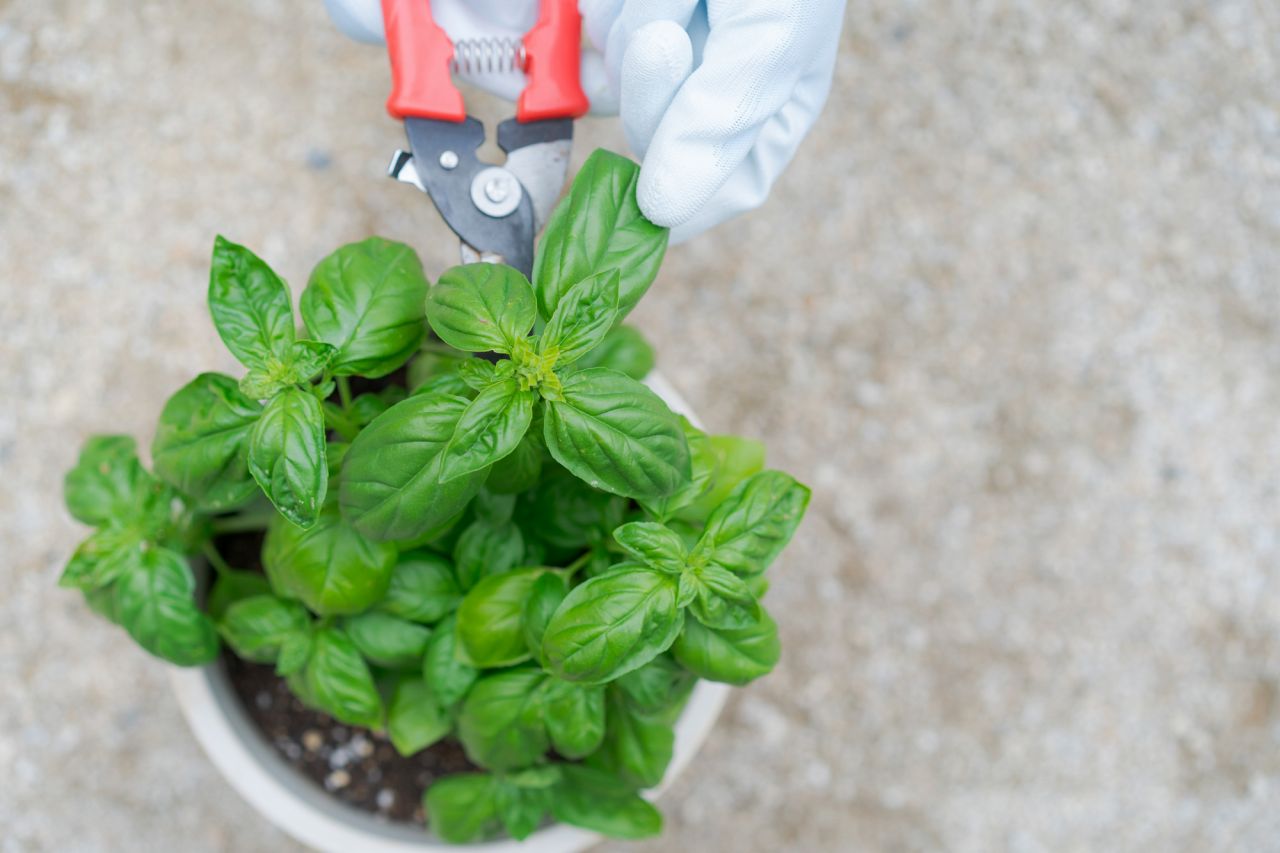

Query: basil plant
[61,150,810,843]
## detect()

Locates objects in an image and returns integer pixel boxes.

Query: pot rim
[168,371,734,852]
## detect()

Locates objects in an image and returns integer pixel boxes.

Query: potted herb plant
[61,151,810,849]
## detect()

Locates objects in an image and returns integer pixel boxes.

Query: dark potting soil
[213,528,477,827]
[223,653,475,825]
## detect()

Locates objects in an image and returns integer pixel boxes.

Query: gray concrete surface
[4,1,1280,850]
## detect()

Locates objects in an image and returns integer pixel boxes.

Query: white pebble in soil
[375,789,395,811]
[329,747,352,770]
[301,730,323,752]
[350,735,373,758]
[324,770,351,791]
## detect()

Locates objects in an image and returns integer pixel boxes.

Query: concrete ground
[3,1,1280,850]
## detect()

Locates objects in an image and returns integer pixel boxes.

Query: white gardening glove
[324,0,846,244]
[588,0,846,243]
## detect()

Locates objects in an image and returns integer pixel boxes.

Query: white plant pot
[169,372,732,853]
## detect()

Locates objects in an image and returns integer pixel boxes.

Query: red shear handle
[382,0,465,122]
[518,0,589,123]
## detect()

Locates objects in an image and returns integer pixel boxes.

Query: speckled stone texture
[3,1,1280,851]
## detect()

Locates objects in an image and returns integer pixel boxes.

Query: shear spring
[451,37,527,75]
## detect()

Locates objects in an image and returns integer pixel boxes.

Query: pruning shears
[380,0,589,277]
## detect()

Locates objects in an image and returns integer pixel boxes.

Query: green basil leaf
[325,441,350,480]
[533,150,668,321]
[612,521,687,574]
[59,527,146,591]
[672,600,780,685]
[115,547,219,666]
[408,349,468,392]
[411,372,478,398]
[424,773,500,844]
[64,436,167,528]
[508,765,563,789]
[588,687,675,789]
[342,611,432,669]
[207,236,295,370]
[543,679,606,759]
[676,571,699,609]
[339,393,488,542]
[387,676,452,756]
[522,572,568,665]
[542,565,683,684]
[426,263,536,354]
[348,387,406,426]
[452,518,524,591]
[518,466,625,550]
[263,505,396,615]
[522,538,549,568]
[438,379,535,484]
[378,551,461,624]
[677,434,766,522]
[693,470,811,576]
[152,373,261,511]
[456,357,501,391]
[614,655,696,716]
[277,630,315,676]
[484,430,544,495]
[471,490,516,525]
[640,418,715,521]
[688,565,757,629]
[574,324,655,380]
[289,339,339,383]
[538,270,620,366]
[422,613,478,707]
[301,626,384,728]
[455,568,548,668]
[238,339,338,401]
[551,764,662,839]
[582,546,616,579]
[218,594,311,663]
[456,669,549,770]
[248,387,328,528]
[300,237,429,377]
[83,584,123,625]
[543,368,690,501]
[389,506,467,553]
[494,779,552,841]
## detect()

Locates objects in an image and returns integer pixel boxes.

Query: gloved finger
[619,21,693,160]
[580,0,624,52]
[638,0,842,228]
[581,48,620,115]
[666,91,820,244]
[324,0,385,44]
[603,0,700,95]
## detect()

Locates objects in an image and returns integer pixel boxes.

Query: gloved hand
[324,0,846,244]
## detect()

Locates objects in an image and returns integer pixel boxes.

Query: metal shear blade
[388,117,572,276]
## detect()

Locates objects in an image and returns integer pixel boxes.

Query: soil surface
[223,653,474,826]
[215,529,476,827]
